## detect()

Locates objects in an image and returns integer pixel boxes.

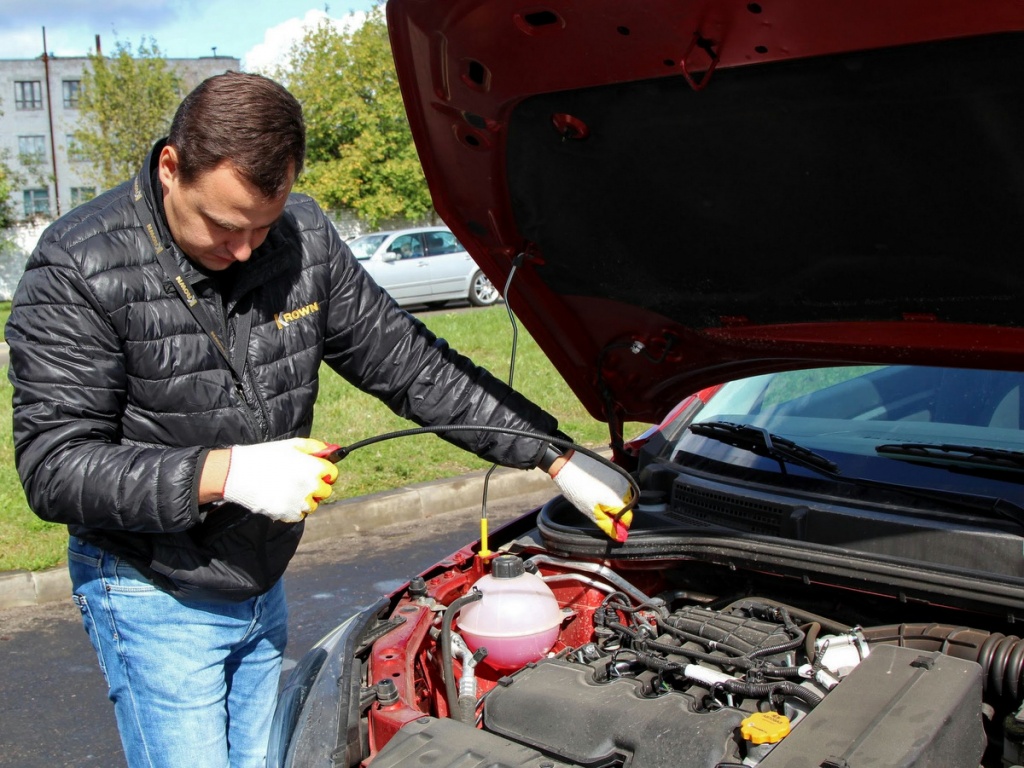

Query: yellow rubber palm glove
[551,449,634,542]
[222,438,339,523]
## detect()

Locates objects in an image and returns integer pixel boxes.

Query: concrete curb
[0,463,557,612]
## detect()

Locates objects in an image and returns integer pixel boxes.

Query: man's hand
[221,438,340,523]
[549,449,633,542]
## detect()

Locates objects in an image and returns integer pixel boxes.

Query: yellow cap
[740,712,792,745]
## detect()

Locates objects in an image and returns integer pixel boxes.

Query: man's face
[158,145,293,272]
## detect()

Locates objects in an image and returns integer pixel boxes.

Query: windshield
[659,365,1024,504]
[347,234,389,260]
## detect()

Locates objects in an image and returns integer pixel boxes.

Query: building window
[62,79,81,109]
[23,188,51,217]
[18,135,47,163]
[66,134,86,162]
[15,80,43,110]
[70,187,96,208]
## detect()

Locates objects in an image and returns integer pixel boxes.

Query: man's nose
[226,232,256,262]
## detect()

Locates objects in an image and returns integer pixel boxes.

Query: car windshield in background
[348,234,388,260]
[660,365,1024,506]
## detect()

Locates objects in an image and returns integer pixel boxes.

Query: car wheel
[469,270,499,306]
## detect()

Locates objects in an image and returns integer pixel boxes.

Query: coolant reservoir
[457,554,562,670]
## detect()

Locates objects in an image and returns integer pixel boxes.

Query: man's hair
[167,71,305,199]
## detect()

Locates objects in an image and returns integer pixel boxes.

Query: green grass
[0,305,626,572]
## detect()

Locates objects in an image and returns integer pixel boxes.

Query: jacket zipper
[223,293,270,441]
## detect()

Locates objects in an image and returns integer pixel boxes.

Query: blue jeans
[68,537,288,768]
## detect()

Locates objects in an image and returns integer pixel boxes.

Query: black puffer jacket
[7,142,559,601]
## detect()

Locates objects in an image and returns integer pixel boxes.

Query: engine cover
[483,645,984,768]
[484,659,745,768]
[368,717,576,768]
[759,644,985,767]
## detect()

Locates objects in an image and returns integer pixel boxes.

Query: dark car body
[270,2,1024,766]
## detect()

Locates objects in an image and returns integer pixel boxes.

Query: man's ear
[157,145,180,188]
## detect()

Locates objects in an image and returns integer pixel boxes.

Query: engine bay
[351,497,1024,768]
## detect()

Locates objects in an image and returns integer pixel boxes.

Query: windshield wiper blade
[688,420,840,477]
[688,424,1024,530]
[875,443,1024,474]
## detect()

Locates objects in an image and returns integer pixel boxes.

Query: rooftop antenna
[211,46,217,57]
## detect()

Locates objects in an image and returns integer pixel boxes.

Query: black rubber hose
[637,651,824,709]
[978,632,1024,700]
[754,663,806,679]
[328,425,641,522]
[747,607,806,661]
[722,679,823,708]
[722,597,851,636]
[630,629,755,670]
[655,619,750,660]
[441,590,483,719]
[642,634,806,679]
[804,622,821,666]
[657,609,805,666]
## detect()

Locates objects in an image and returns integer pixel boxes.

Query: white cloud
[242,9,366,74]
[0,27,52,58]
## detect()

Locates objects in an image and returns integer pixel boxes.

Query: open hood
[386,0,1024,428]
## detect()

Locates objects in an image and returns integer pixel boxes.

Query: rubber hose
[656,618,749,659]
[803,622,821,666]
[723,597,851,636]
[645,636,752,669]
[441,591,483,719]
[721,678,824,708]
[458,694,477,726]
[748,630,805,660]
[745,605,806,660]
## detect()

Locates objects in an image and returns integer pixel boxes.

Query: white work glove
[222,438,340,523]
[550,449,634,542]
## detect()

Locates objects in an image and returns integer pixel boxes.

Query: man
[399,239,418,258]
[7,72,628,768]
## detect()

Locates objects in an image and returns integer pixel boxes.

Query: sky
[0,0,378,73]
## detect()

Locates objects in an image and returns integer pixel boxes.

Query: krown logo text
[275,301,320,329]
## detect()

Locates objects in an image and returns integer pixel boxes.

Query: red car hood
[386,0,1024,427]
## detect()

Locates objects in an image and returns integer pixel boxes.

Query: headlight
[267,597,388,768]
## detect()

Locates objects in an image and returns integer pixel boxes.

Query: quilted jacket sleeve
[318,218,561,469]
[7,233,203,533]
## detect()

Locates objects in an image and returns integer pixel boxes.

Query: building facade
[0,53,240,221]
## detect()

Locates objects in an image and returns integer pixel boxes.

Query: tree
[0,152,20,231]
[73,38,183,190]
[282,7,433,227]
[0,101,23,231]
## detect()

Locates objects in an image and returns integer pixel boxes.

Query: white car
[348,226,499,308]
